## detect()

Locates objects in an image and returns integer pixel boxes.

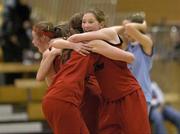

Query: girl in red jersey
[32,20,93,134]
[54,9,151,134]
[32,21,96,134]
[32,22,66,86]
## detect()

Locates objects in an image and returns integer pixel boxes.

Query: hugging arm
[86,40,135,63]
[36,48,61,86]
[67,28,114,43]
[50,38,91,56]
[124,22,153,55]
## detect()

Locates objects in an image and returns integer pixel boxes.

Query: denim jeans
[163,106,180,134]
[147,102,151,115]
[150,105,180,134]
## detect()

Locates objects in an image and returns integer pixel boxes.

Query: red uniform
[42,51,92,134]
[81,75,101,134]
[89,54,151,134]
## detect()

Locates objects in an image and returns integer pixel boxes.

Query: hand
[73,43,93,56]
[43,48,61,58]
[49,47,62,56]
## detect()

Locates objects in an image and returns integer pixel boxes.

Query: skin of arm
[125,21,147,33]
[44,64,56,86]
[110,25,125,36]
[67,28,115,43]
[36,48,61,85]
[68,26,126,45]
[49,38,90,56]
[124,22,153,55]
[87,40,135,63]
[50,38,76,49]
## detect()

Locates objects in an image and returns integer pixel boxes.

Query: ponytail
[33,21,68,39]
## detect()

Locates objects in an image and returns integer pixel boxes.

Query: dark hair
[127,12,145,24]
[68,13,83,35]
[54,23,70,38]
[84,8,106,24]
[61,13,84,64]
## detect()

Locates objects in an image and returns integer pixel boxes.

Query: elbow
[149,40,153,48]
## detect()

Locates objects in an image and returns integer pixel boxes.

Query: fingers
[77,49,89,56]
[77,44,94,56]
[82,44,93,51]
[82,44,92,48]
[76,46,91,56]
[81,49,90,54]
[82,46,93,51]
[78,51,86,56]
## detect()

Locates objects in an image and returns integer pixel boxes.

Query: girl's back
[90,54,141,101]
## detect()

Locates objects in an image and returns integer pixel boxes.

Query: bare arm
[50,38,76,49]
[44,64,56,86]
[126,21,147,33]
[125,23,153,55]
[50,38,90,56]
[68,28,114,43]
[36,48,61,83]
[68,26,126,45]
[87,40,135,63]
[110,25,124,35]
